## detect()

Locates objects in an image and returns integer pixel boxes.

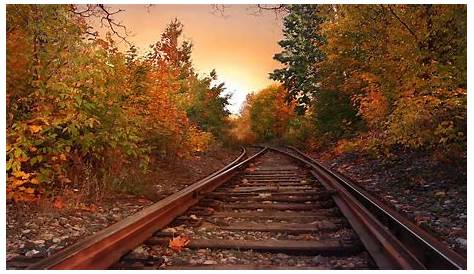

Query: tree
[6,5,149,201]
[6,8,230,202]
[270,4,326,114]
[266,4,465,156]
[241,85,295,142]
[147,18,193,97]
[144,20,231,155]
[187,70,231,139]
[320,5,466,154]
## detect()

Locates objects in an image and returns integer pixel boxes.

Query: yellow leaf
[13,171,30,179]
[77,203,97,212]
[24,187,35,194]
[30,177,40,185]
[29,125,42,133]
[13,179,26,187]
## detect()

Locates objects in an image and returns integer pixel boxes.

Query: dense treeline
[231,85,314,146]
[6,5,231,201]
[236,4,466,163]
[6,4,467,201]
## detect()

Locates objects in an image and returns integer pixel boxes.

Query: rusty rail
[26,145,465,270]
[282,146,467,270]
[28,147,267,269]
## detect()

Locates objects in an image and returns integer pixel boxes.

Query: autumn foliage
[233,5,466,164]
[6,4,467,202]
[6,5,231,201]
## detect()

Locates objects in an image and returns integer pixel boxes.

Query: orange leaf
[12,179,27,188]
[54,197,64,209]
[13,171,30,179]
[29,125,42,133]
[89,204,97,212]
[168,234,190,252]
[24,187,35,194]
[30,177,40,185]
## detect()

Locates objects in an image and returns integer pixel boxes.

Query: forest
[6,4,466,203]
[237,5,466,154]
[6,5,234,202]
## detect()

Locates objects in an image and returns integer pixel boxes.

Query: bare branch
[97,4,131,45]
[210,4,230,18]
[251,4,288,19]
[69,4,95,17]
[256,4,287,11]
[70,4,131,46]
[387,6,419,42]
[145,4,154,13]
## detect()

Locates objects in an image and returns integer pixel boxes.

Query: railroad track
[21,146,465,270]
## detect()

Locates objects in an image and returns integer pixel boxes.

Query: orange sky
[98,5,284,114]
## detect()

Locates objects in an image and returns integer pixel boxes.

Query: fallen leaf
[77,203,97,212]
[60,177,72,184]
[89,204,97,212]
[169,234,190,252]
[162,227,177,233]
[299,233,313,240]
[54,197,64,209]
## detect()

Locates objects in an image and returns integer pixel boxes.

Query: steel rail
[285,146,467,270]
[28,147,268,270]
[268,146,424,269]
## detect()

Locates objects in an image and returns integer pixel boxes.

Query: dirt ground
[6,143,240,269]
[307,148,467,256]
[7,144,465,268]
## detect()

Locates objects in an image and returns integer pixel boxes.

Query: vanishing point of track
[24,147,466,270]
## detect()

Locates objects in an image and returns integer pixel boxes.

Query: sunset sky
[96,5,284,114]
